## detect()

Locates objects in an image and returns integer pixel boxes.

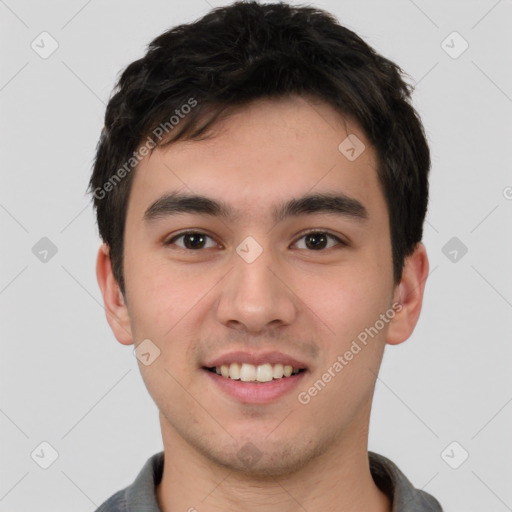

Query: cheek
[124,253,219,349]
[125,263,204,389]
[298,271,389,422]
[124,253,183,336]
[307,265,390,341]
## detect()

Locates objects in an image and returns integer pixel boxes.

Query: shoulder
[369,451,444,511]
[93,489,127,512]
[92,451,164,512]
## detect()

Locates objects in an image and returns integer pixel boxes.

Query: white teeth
[229,362,240,380]
[256,363,273,382]
[213,363,303,382]
[273,363,284,379]
[240,363,256,382]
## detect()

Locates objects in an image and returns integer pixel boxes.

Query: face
[99,95,423,477]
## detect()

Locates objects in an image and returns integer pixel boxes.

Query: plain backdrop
[1,0,511,511]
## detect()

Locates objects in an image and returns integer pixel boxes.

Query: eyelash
[164,230,348,251]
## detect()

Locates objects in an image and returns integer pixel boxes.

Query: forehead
[127,96,385,225]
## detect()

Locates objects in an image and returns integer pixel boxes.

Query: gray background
[1,0,511,510]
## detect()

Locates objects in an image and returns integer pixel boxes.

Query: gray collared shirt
[94,450,443,512]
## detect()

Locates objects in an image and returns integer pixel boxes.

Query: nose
[215,242,297,334]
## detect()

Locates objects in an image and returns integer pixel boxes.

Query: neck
[156,414,391,512]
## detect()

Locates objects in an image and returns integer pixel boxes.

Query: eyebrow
[143,190,368,224]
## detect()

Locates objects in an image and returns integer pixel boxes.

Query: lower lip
[203,368,307,404]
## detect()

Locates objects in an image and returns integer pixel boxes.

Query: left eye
[293,231,346,250]
[165,230,346,251]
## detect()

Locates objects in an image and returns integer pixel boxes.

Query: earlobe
[96,243,134,345]
[386,243,429,346]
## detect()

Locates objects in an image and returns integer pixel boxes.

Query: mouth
[202,363,308,404]
[203,363,307,383]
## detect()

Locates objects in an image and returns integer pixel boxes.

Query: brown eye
[293,231,346,250]
[165,231,217,250]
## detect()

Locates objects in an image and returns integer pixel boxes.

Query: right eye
[164,231,219,250]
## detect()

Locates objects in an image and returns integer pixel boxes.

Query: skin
[96,94,429,512]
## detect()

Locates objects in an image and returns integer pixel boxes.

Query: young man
[90,2,443,511]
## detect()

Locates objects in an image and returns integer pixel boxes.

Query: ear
[95,243,134,345]
[386,242,429,345]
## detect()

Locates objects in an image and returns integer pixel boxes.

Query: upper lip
[203,350,308,370]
